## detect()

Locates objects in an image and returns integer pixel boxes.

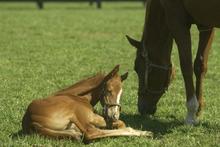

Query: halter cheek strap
[145,62,172,94]
[143,44,172,94]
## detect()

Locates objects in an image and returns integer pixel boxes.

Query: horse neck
[142,0,173,65]
[54,74,106,105]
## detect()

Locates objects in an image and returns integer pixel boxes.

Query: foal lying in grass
[22,65,152,143]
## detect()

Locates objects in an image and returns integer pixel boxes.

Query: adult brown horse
[126,0,220,125]
[22,65,151,143]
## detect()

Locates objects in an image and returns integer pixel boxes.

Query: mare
[22,65,152,143]
[126,0,220,125]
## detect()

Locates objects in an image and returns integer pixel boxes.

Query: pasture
[0,2,220,146]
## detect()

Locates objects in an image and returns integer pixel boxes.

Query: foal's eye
[107,89,112,93]
[106,90,112,96]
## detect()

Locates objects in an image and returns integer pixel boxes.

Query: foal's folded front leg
[91,113,126,129]
[111,120,126,129]
[91,114,107,128]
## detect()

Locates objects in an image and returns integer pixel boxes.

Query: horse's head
[126,35,174,115]
[100,65,128,122]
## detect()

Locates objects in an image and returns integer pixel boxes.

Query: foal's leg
[32,122,82,140]
[112,120,126,129]
[161,0,198,125]
[84,127,152,141]
[90,114,126,129]
[194,26,214,116]
[85,114,149,141]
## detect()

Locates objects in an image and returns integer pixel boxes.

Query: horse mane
[54,73,106,96]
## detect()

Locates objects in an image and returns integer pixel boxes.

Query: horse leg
[32,122,82,140]
[90,114,107,128]
[194,26,214,116]
[90,114,126,129]
[82,113,145,141]
[161,0,198,125]
[84,127,152,141]
[175,28,199,125]
[112,120,126,129]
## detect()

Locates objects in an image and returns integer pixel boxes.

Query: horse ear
[121,72,128,81]
[104,65,120,82]
[126,35,141,49]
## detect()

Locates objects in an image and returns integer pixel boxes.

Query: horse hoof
[185,118,199,125]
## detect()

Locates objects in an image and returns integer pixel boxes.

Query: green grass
[0,2,220,146]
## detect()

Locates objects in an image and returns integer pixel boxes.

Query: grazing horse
[126,0,220,125]
[22,65,152,142]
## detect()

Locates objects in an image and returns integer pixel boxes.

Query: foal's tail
[22,110,33,134]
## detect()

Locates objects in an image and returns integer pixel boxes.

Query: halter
[143,44,172,95]
[145,62,172,94]
[103,103,121,113]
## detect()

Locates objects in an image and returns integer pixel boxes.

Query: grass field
[0,2,220,146]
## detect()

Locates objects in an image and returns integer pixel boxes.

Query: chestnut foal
[22,65,152,142]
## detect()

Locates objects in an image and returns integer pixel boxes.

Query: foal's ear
[126,35,141,49]
[104,65,120,82]
[121,72,128,81]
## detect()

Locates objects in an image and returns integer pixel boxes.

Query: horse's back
[183,0,220,27]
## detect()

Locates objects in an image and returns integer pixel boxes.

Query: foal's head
[100,65,128,122]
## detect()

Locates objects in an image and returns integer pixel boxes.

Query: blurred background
[0,0,146,9]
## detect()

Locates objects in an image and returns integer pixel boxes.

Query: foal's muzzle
[103,104,121,121]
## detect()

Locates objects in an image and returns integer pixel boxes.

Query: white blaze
[115,89,122,112]
[116,89,122,104]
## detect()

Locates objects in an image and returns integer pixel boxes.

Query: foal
[22,65,152,142]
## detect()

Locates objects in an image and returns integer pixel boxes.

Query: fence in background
[0,0,145,9]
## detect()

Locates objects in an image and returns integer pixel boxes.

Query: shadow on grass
[120,113,183,138]
[10,130,26,139]
[120,113,220,138]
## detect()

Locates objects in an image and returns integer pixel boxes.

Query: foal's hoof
[140,130,153,137]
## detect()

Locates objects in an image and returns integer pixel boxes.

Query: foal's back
[54,73,105,96]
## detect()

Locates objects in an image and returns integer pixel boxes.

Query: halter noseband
[143,44,172,95]
[145,62,172,94]
[104,103,121,112]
